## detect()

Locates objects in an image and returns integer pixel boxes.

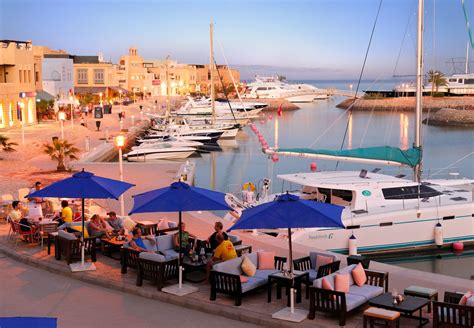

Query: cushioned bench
[210,252,286,306]
[308,264,389,326]
[363,307,400,328]
[293,251,339,282]
[433,291,474,328]
[404,285,438,313]
[136,252,179,291]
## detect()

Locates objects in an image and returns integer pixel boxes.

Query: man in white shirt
[27,181,44,221]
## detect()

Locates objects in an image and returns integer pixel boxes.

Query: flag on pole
[277,103,283,117]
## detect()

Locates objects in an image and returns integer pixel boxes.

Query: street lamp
[99,92,103,106]
[114,134,126,216]
[69,95,74,128]
[58,111,66,139]
[349,84,353,95]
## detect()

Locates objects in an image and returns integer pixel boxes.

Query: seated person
[206,221,228,251]
[58,200,73,226]
[129,227,155,252]
[87,214,112,239]
[8,201,23,222]
[174,222,196,255]
[206,233,237,280]
[106,211,124,235]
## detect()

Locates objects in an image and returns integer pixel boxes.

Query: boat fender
[452,242,464,252]
[348,234,357,256]
[434,223,443,247]
[230,211,240,220]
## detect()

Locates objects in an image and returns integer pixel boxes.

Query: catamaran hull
[291,203,474,254]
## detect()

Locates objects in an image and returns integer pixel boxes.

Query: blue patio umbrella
[28,169,135,267]
[229,193,344,274]
[129,181,231,268]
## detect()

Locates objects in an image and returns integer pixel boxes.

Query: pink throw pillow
[321,278,333,291]
[316,254,333,269]
[335,274,350,293]
[257,251,275,270]
[240,275,249,283]
[352,263,367,287]
[459,291,472,305]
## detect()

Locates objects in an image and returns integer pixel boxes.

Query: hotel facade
[0,40,39,129]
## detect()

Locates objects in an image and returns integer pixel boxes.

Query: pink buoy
[310,162,317,172]
[452,242,464,251]
[268,114,273,120]
[260,120,265,124]
[258,136,264,142]
[271,154,279,163]
[261,113,265,117]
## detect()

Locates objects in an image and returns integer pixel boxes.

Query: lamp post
[69,95,74,128]
[115,134,126,216]
[99,92,103,106]
[58,111,66,139]
[349,84,353,95]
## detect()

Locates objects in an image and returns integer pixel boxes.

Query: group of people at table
[9,183,238,279]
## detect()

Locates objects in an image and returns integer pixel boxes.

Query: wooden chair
[120,247,141,274]
[136,258,179,291]
[433,291,474,328]
[38,222,58,247]
[55,235,97,265]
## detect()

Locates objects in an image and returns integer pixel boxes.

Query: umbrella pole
[288,227,294,314]
[81,198,85,266]
[178,211,183,289]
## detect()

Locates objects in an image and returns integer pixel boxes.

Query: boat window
[331,189,353,206]
[256,87,267,91]
[318,188,331,203]
[463,79,474,84]
[382,185,441,200]
[459,79,464,83]
[448,78,457,82]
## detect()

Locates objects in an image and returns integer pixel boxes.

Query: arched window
[0,103,4,126]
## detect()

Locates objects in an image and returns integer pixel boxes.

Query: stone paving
[3,220,472,327]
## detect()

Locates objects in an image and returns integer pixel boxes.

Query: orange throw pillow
[240,275,249,283]
[335,274,350,293]
[352,263,367,287]
[257,251,275,270]
[316,254,333,269]
[459,291,472,305]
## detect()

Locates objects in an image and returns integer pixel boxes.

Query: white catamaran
[228,0,474,254]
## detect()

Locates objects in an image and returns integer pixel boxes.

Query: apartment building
[118,47,149,93]
[73,55,119,97]
[0,40,38,128]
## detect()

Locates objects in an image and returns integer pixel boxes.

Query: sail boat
[229,0,474,254]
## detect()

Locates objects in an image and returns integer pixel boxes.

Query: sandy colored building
[118,47,149,96]
[0,40,38,129]
[73,55,119,97]
[145,59,240,96]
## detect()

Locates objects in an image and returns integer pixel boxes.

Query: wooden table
[369,293,430,327]
[101,237,125,260]
[182,255,209,283]
[234,244,252,256]
[267,270,309,307]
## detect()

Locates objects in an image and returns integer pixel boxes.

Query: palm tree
[426,70,448,95]
[0,134,17,152]
[43,138,80,171]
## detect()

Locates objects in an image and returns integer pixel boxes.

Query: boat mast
[210,20,216,126]
[166,55,170,121]
[414,0,424,183]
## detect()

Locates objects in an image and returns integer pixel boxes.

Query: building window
[28,70,31,83]
[67,70,71,82]
[24,70,27,83]
[93,69,104,84]
[77,69,88,84]
[19,70,22,83]
[35,71,39,83]
[0,104,3,126]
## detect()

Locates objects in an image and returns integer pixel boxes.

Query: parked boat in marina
[242,76,331,102]
[124,143,196,161]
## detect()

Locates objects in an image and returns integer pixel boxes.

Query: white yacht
[243,76,330,102]
[394,73,474,96]
[124,143,196,161]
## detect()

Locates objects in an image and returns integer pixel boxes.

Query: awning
[110,86,130,94]
[36,90,55,102]
[74,86,107,95]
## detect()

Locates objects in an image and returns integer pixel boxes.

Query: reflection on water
[373,249,474,280]
[400,113,409,149]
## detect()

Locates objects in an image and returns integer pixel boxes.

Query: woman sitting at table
[129,227,155,252]
[87,214,112,239]
[174,222,196,255]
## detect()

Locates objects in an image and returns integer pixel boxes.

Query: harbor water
[139,80,474,280]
